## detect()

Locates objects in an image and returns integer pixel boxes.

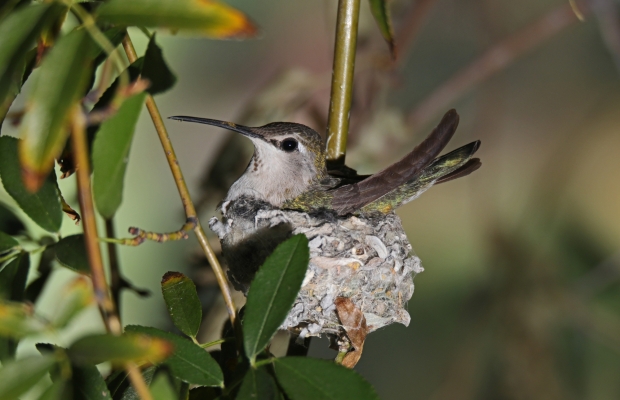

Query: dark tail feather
[436,158,481,184]
[358,140,481,215]
[332,109,460,215]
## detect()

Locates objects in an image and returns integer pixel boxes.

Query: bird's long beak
[168,116,263,139]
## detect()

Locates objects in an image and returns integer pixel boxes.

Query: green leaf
[67,333,173,366]
[0,300,46,338]
[92,93,145,219]
[0,202,25,235]
[18,29,95,191]
[160,271,202,339]
[150,373,177,400]
[66,364,110,400]
[51,277,94,329]
[141,34,177,95]
[24,246,55,303]
[0,252,30,301]
[125,325,223,387]
[0,337,17,363]
[368,0,395,57]
[237,366,280,400]
[0,3,66,105]
[54,234,90,274]
[37,379,72,400]
[0,355,57,400]
[0,136,62,232]
[0,231,18,254]
[273,357,379,400]
[243,234,309,363]
[106,365,157,400]
[97,0,257,38]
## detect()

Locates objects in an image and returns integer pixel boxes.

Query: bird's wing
[331,109,460,215]
[359,140,481,214]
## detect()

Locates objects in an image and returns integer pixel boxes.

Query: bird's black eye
[281,138,298,152]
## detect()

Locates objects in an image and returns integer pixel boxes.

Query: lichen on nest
[209,196,423,338]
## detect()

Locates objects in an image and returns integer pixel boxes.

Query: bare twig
[71,108,153,400]
[406,1,590,131]
[121,34,237,325]
[71,109,120,334]
[105,219,123,318]
[326,0,361,165]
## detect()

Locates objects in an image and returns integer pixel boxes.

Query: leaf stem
[199,337,231,349]
[325,0,361,166]
[120,34,237,325]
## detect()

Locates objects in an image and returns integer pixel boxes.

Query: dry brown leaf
[335,297,368,368]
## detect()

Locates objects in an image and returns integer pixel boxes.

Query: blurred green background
[3,0,620,399]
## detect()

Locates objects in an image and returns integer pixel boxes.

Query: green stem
[199,338,231,349]
[121,34,237,326]
[325,0,361,166]
[0,251,21,264]
[253,358,274,368]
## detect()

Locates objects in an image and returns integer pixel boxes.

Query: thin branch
[125,363,153,400]
[325,0,361,166]
[406,0,590,131]
[70,108,120,335]
[121,34,237,325]
[71,107,153,400]
[105,219,122,320]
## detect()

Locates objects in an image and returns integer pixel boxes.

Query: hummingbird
[169,109,481,217]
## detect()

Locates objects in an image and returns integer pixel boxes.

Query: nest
[209,196,423,338]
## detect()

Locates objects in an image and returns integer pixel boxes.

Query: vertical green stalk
[326,0,361,166]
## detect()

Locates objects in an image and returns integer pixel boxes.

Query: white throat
[223,140,318,207]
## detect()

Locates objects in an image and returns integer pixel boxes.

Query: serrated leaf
[0,252,30,301]
[243,234,309,363]
[368,0,396,57]
[0,136,62,232]
[273,357,379,400]
[0,231,19,254]
[68,333,173,366]
[141,34,177,95]
[51,277,94,329]
[125,325,223,387]
[0,3,67,105]
[54,234,90,274]
[18,29,95,191]
[92,93,145,219]
[161,271,202,339]
[237,366,280,400]
[0,355,57,400]
[97,0,257,38]
[0,300,46,338]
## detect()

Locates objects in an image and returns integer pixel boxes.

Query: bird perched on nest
[169,109,481,293]
[170,109,480,217]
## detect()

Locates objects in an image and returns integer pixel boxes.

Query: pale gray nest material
[209,197,423,337]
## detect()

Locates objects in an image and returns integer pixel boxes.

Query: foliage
[0,0,395,397]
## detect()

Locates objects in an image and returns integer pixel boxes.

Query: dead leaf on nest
[335,297,368,368]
